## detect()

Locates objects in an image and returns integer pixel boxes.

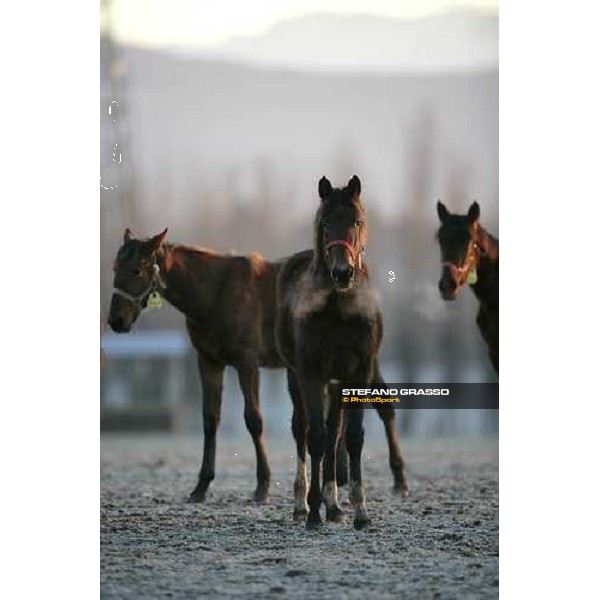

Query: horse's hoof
[306,511,322,529]
[326,505,344,523]
[293,508,308,522]
[353,511,371,530]
[253,488,270,504]
[393,482,410,498]
[353,517,370,530]
[188,490,206,504]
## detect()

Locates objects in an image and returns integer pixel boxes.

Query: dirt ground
[101,435,498,599]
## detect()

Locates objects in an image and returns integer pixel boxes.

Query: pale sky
[105,0,499,49]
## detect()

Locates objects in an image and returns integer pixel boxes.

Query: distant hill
[185,9,498,73]
[106,46,497,222]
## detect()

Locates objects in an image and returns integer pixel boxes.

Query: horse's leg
[323,398,344,522]
[189,353,224,503]
[288,369,308,521]
[336,429,349,487]
[301,376,327,528]
[372,364,409,496]
[346,406,370,529]
[332,384,349,487]
[236,359,271,503]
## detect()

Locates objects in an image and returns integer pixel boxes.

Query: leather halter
[325,239,358,260]
[324,223,365,270]
[442,240,485,285]
[113,262,167,308]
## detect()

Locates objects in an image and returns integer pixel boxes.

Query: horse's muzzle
[438,265,459,300]
[108,315,131,333]
[331,265,354,291]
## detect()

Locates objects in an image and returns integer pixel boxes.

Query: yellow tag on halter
[147,291,163,309]
[467,267,478,285]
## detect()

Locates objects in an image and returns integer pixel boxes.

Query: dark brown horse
[107,228,407,504]
[436,201,499,372]
[276,175,388,529]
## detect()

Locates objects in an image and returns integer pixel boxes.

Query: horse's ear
[318,176,332,200]
[147,228,168,253]
[124,228,134,244]
[467,201,480,225]
[436,201,450,223]
[347,175,361,198]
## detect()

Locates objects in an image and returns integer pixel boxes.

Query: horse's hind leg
[323,399,344,523]
[373,364,409,496]
[374,403,409,496]
[190,353,225,503]
[346,407,370,530]
[237,359,271,503]
[288,370,308,521]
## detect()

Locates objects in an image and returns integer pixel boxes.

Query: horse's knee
[376,405,396,425]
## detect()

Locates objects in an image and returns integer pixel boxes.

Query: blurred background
[100,0,498,437]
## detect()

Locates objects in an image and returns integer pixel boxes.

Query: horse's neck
[471,228,498,308]
[159,244,218,319]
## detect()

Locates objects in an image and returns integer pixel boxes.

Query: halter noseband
[113,262,167,308]
[324,222,365,270]
[442,240,485,285]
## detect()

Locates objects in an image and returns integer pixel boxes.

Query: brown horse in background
[107,228,407,504]
[276,175,391,529]
[436,201,499,372]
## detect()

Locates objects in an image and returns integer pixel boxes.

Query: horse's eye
[131,268,142,276]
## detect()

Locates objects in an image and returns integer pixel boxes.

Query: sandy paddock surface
[101,435,498,599]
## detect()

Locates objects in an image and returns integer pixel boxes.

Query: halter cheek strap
[113,263,167,308]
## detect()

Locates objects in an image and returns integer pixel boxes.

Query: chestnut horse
[276,175,387,529]
[436,201,499,372]
[107,228,407,504]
